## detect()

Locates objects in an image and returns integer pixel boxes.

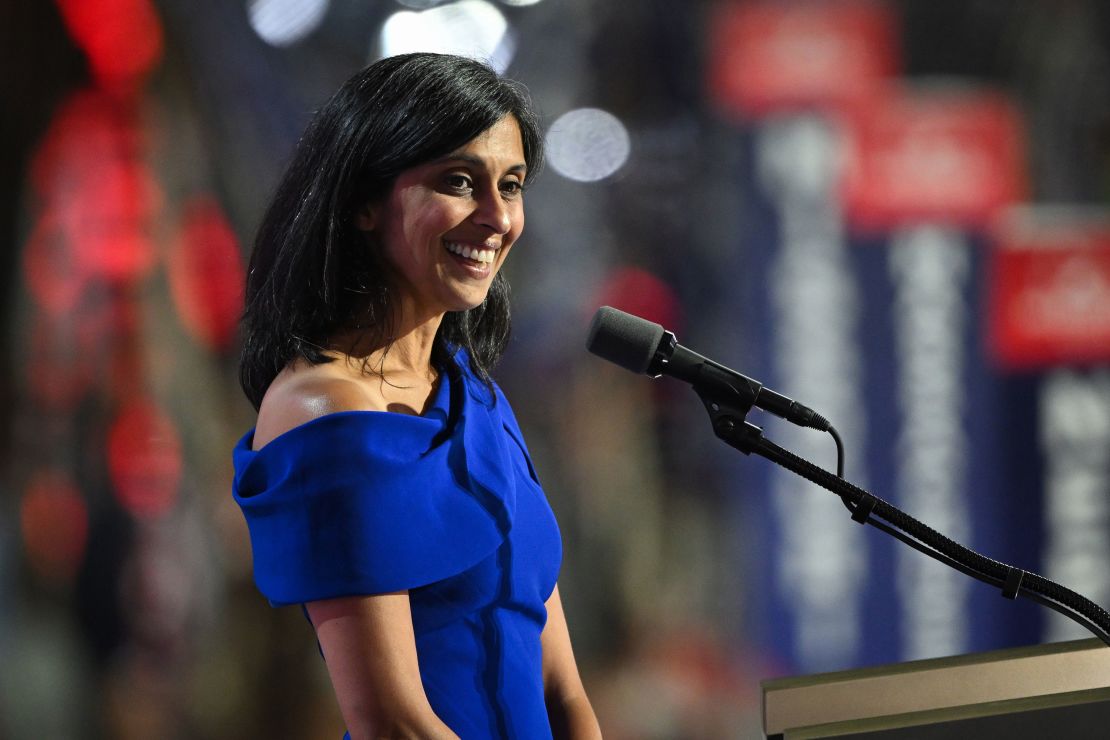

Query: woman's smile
[444,240,500,278]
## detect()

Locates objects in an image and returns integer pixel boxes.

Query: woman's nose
[472,190,512,235]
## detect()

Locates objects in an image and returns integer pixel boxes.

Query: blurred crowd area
[3,1,1110,738]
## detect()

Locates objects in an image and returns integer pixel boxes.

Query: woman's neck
[333,306,445,379]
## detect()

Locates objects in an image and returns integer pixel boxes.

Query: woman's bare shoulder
[253,360,385,450]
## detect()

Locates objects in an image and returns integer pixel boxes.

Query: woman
[231,53,601,739]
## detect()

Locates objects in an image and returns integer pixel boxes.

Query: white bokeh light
[247,0,330,47]
[499,0,545,6]
[380,0,515,72]
[545,108,631,182]
[393,0,446,8]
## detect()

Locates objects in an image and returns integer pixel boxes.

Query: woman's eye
[445,174,472,191]
[500,180,523,196]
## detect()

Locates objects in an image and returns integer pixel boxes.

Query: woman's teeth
[445,242,495,264]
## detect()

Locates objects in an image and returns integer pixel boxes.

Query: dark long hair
[239,53,544,410]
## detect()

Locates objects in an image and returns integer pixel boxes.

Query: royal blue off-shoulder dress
[232,358,562,739]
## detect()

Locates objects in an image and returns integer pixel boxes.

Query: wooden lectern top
[762,639,1110,738]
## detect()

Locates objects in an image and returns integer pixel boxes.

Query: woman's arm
[256,368,455,738]
[306,593,459,740]
[541,585,603,740]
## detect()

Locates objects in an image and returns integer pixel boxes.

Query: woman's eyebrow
[431,153,527,174]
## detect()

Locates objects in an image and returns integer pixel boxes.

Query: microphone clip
[693,384,765,456]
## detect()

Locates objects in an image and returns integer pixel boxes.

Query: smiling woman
[238,53,543,410]
[232,54,601,740]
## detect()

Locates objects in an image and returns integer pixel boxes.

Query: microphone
[586,306,830,431]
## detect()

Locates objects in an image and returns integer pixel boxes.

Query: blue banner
[736,115,1059,675]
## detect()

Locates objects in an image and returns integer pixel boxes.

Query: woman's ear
[354,202,376,232]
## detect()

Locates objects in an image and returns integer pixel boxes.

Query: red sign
[988,208,1110,369]
[707,0,898,119]
[842,87,1028,230]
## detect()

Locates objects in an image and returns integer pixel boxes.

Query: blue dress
[232,359,562,738]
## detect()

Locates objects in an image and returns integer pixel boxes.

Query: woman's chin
[441,284,494,313]
[449,296,490,313]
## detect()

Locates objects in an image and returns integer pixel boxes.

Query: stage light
[28,91,161,288]
[247,0,330,47]
[167,196,245,353]
[108,400,183,519]
[22,211,85,317]
[63,158,162,283]
[25,312,95,409]
[591,266,682,335]
[20,472,89,584]
[546,108,631,182]
[54,0,164,91]
[379,0,514,72]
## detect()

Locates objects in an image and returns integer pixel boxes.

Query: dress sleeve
[232,410,514,607]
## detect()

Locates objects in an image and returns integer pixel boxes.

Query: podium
[762,639,1110,739]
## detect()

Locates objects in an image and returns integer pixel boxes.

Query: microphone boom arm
[584,305,1110,645]
[699,394,1110,648]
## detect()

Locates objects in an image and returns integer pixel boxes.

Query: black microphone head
[586,306,665,375]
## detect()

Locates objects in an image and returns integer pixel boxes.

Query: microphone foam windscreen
[586,306,664,374]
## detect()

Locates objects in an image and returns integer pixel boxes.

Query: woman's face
[361,115,527,320]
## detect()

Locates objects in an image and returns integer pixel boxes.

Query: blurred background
[3,0,1110,737]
